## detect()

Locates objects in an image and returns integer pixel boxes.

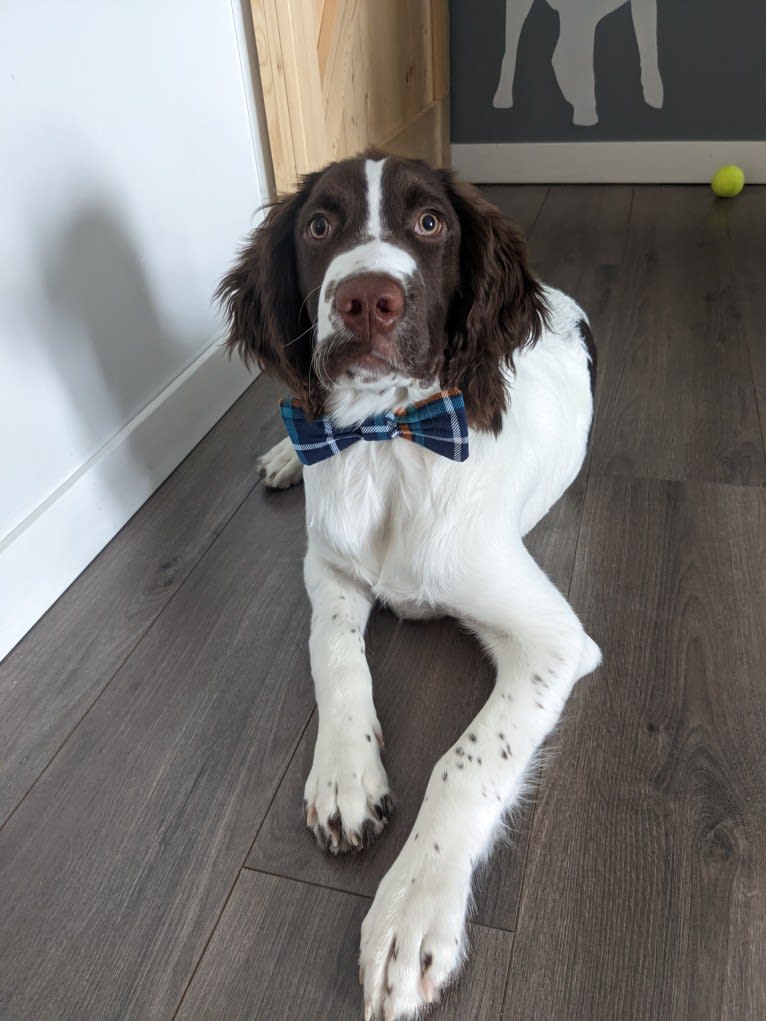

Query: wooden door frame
[250,0,449,193]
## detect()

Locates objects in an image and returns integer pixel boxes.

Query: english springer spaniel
[218,153,601,1020]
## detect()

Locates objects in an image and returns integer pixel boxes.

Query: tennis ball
[711,165,745,198]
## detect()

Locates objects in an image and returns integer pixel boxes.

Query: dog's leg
[552,9,598,126]
[359,541,600,1019]
[492,0,535,109]
[303,549,392,854]
[257,436,303,489]
[631,0,664,108]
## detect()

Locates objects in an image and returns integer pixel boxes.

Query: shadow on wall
[33,201,209,518]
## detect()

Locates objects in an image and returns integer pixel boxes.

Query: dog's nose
[335,274,404,337]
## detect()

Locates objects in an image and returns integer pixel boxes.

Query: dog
[218,152,602,1020]
[493,0,664,125]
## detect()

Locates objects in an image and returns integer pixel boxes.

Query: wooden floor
[1,185,765,1020]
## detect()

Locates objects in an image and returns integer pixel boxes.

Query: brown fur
[437,172,549,432]
[216,154,547,432]
[215,170,324,414]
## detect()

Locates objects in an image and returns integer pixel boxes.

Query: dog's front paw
[304,727,392,854]
[257,436,303,489]
[360,841,470,1020]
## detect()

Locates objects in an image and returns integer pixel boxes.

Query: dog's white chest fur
[305,440,465,615]
[303,286,593,618]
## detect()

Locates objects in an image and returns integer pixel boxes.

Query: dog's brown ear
[439,172,548,432]
[215,173,321,405]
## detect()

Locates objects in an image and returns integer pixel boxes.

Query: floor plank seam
[246,705,318,854]
[619,186,636,266]
[240,865,522,940]
[241,865,375,903]
[0,469,268,835]
[742,327,766,466]
[526,185,551,242]
[169,705,317,1020]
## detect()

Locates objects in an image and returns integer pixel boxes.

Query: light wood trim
[250,0,297,194]
[431,0,449,102]
[251,0,451,190]
[382,97,448,167]
[322,0,359,143]
[273,1,326,179]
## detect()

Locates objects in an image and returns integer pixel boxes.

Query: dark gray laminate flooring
[1,186,764,1020]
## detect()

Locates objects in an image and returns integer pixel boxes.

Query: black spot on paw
[315,826,334,853]
[358,818,380,849]
[377,793,394,821]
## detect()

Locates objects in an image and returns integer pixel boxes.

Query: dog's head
[217,153,547,431]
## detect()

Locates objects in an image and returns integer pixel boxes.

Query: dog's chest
[305,443,464,614]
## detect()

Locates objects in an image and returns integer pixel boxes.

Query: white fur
[262,284,602,1018]
[317,241,418,344]
[365,157,386,238]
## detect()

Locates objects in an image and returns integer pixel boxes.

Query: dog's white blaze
[317,240,417,343]
[364,158,386,238]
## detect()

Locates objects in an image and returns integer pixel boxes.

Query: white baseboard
[0,343,254,663]
[451,141,766,183]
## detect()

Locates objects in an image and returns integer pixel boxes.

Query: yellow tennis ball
[711,165,745,197]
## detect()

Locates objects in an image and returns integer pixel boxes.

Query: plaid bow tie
[280,389,469,466]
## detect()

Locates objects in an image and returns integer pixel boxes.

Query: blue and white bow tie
[279,389,469,466]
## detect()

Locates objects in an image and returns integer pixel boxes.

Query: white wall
[0,0,269,660]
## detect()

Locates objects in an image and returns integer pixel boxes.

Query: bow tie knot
[280,389,469,466]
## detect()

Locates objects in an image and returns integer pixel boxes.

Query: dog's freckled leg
[360,543,602,1018]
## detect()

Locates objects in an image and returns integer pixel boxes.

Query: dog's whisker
[297,284,322,324]
[284,317,319,349]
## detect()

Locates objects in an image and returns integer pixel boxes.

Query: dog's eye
[414,211,442,237]
[307,214,331,240]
